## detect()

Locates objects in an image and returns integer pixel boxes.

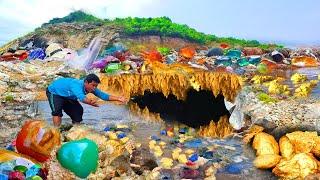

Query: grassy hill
[42,11,281,49]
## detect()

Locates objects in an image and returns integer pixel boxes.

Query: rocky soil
[239,86,320,139]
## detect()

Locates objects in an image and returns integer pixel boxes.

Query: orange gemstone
[141,50,163,62]
[292,56,319,67]
[179,47,195,59]
[220,43,229,49]
[261,59,278,70]
[16,120,61,162]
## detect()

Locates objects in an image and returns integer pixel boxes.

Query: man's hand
[117,96,128,104]
[108,95,128,104]
[89,99,99,107]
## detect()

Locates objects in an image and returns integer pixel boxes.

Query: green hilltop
[43,10,282,49]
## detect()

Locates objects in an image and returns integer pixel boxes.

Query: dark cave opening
[131,89,231,128]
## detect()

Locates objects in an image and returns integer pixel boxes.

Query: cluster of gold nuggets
[251,73,319,97]
[244,125,320,179]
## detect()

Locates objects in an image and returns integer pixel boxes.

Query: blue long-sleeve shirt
[48,78,109,102]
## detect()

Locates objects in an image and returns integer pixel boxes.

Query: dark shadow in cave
[131,89,230,128]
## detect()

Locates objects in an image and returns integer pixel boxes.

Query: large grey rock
[253,118,277,133]
[207,48,223,57]
[130,148,158,175]
[110,154,134,176]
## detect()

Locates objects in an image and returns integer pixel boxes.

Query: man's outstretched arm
[93,88,127,103]
[108,94,127,103]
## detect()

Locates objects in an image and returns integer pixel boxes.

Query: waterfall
[68,37,102,71]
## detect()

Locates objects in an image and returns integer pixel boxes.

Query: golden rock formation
[253,154,281,169]
[198,116,234,138]
[273,153,319,179]
[252,132,279,156]
[128,103,163,123]
[285,131,318,153]
[311,137,320,158]
[246,127,320,179]
[98,63,242,138]
[244,127,281,169]
[66,126,109,151]
[266,80,290,95]
[294,81,318,97]
[98,63,242,102]
[251,75,274,84]
[291,73,307,84]
[129,102,234,138]
[243,125,265,144]
[46,125,139,179]
[279,136,294,160]
[275,132,320,179]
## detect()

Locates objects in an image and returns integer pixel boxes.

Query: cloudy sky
[0,0,320,47]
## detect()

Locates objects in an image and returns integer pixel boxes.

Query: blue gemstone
[151,135,161,141]
[188,154,198,162]
[160,130,167,136]
[117,133,126,139]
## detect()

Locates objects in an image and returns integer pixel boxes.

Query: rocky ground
[0,58,319,146]
[0,46,320,179]
[239,86,320,139]
[0,60,78,146]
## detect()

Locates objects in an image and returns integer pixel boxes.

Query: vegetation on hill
[43,11,103,25]
[43,10,281,49]
[112,16,216,44]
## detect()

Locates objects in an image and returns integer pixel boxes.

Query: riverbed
[36,101,276,179]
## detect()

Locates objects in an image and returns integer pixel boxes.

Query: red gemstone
[8,171,25,180]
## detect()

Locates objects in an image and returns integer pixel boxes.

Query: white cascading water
[68,37,102,72]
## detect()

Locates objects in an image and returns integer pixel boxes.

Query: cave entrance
[131,89,231,128]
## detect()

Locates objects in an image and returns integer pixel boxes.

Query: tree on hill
[42,10,103,26]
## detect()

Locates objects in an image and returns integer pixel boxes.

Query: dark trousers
[46,89,83,123]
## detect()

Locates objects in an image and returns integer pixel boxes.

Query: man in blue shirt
[46,74,127,126]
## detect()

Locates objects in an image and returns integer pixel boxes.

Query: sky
[0,0,320,47]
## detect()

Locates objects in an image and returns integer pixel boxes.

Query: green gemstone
[14,165,28,174]
[57,138,98,178]
[33,164,42,169]
[26,175,43,180]
[237,58,250,67]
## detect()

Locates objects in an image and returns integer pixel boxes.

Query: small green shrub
[257,93,277,104]
[5,94,14,102]
[157,47,171,56]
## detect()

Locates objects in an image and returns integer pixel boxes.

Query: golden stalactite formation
[98,63,242,138]
[197,115,234,138]
[98,62,242,102]
[128,103,163,123]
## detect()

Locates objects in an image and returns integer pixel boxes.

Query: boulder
[243,47,263,56]
[130,148,158,175]
[207,48,224,57]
